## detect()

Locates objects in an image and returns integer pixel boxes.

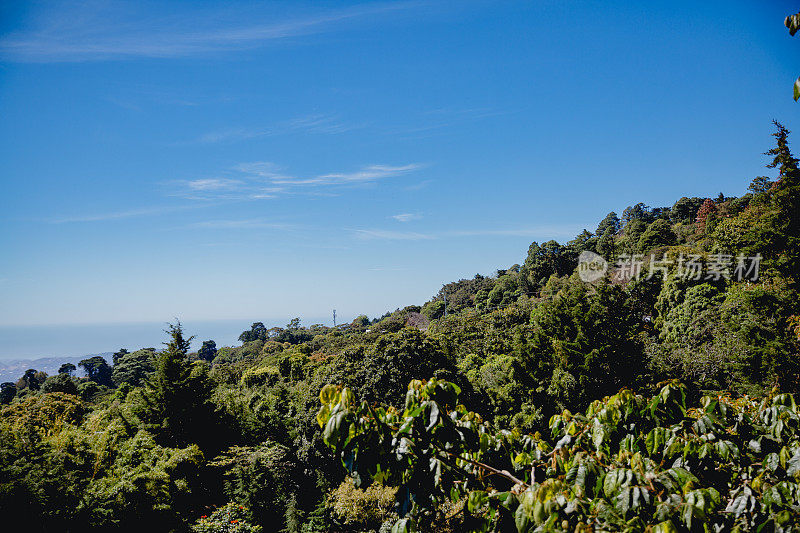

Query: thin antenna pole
[333,309,337,327]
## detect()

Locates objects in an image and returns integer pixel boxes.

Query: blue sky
[0,0,798,327]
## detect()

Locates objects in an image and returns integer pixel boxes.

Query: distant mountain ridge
[0,353,112,383]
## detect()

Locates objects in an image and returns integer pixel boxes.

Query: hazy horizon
[0,316,332,360]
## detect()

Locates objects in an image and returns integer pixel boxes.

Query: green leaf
[320,384,339,405]
[786,451,800,478]
[725,486,756,517]
[652,521,679,533]
[592,422,608,450]
[765,452,780,472]
[603,469,634,498]
[425,401,440,431]
[794,76,800,102]
[666,467,697,494]
[316,404,330,428]
[340,387,355,407]
[391,518,417,533]
[614,486,650,517]
[646,427,667,456]
[715,440,739,462]
[323,410,350,449]
[467,490,488,513]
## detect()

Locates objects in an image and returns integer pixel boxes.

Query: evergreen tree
[138,321,214,448]
[596,211,620,235]
[767,121,800,289]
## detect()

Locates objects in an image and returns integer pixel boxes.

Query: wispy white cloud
[0,2,419,62]
[186,178,245,191]
[273,164,421,186]
[391,213,422,223]
[173,162,421,200]
[196,114,365,144]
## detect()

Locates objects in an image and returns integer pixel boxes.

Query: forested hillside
[1,122,799,531]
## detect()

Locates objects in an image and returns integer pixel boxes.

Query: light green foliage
[328,478,397,529]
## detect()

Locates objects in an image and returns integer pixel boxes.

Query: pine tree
[766,121,800,290]
[138,321,213,448]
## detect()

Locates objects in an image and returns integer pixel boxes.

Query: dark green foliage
[112,348,129,365]
[749,176,773,193]
[16,368,47,391]
[325,327,459,407]
[112,348,156,387]
[58,362,76,375]
[428,274,494,316]
[135,322,216,449]
[526,278,646,410]
[79,356,113,387]
[767,122,800,289]
[621,202,653,226]
[198,340,217,362]
[0,382,16,404]
[239,322,268,343]
[523,240,572,292]
[637,219,677,252]
[41,372,79,395]
[670,197,706,224]
[596,211,620,235]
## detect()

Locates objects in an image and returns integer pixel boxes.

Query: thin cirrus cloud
[391,213,422,223]
[196,114,365,144]
[0,1,419,62]
[175,162,422,200]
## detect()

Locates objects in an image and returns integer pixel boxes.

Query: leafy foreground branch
[318,379,800,532]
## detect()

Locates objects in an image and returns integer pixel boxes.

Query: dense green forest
[1,122,800,532]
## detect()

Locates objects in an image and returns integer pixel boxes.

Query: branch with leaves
[318,378,800,532]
